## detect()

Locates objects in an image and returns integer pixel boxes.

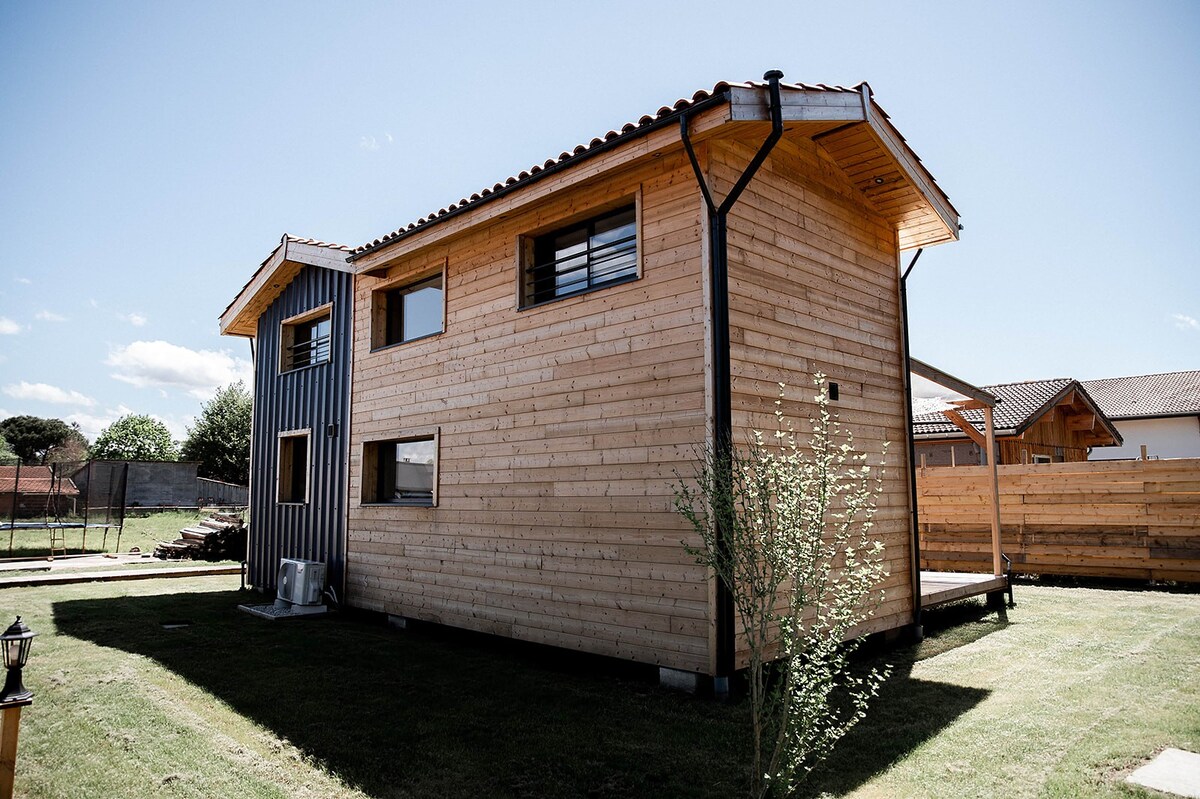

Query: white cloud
[3,381,97,407]
[1172,313,1199,332]
[65,405,135,441]
[13,277,31,285]
[0,317,20,335]
[89,298,100,309]
[106,340,252,400]
[118,312,148,327]
[35,310,67,322]
[360,133,394,151]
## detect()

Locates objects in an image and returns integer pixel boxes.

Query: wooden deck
[920,570,1009,608]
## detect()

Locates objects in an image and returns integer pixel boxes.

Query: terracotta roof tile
[0,466,81,496]
[283,235,351,253]
[351,78,881,259]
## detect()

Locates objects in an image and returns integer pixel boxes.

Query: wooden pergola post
[983,406,1003,577]
[910,358,1004,578]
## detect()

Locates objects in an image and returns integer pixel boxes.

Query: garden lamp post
[0,616,35,799]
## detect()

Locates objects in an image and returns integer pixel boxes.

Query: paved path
[0,555,241,588]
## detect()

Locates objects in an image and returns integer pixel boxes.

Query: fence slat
[918,458,1200,582]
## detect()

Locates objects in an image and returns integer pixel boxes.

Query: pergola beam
[914,357,1005,580]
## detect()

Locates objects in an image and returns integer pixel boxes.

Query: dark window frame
[277,431,310,504]
[520,202,639,308]
[361,432,439,507]
[371,272,446,352]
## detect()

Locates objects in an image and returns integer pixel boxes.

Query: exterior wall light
[0,616,35,799]
[0,618,34,706]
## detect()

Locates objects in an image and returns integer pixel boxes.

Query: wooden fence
[917,458,1200,582]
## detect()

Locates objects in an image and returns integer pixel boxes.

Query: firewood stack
[154,512,247,561]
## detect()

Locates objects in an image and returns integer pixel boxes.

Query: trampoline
[0,461,127,557]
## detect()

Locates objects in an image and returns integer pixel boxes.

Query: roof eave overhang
[914,429,1018,442]
[350,82,960,274]
[1108,411,1200,422]
[220,237,353,337]
[731,84,959,249]
[1011,381,1124,446]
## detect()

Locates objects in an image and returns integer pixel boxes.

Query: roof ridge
[350,75,931,259]
[981,377,1074,390]
[284,234,352,252]
[1082,370,1200,383]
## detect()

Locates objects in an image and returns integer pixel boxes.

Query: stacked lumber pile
[154,512,247,561]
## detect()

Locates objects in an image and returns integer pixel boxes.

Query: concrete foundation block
[658,666,700,693]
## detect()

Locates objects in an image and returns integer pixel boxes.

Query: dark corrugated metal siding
[250,265,351,595]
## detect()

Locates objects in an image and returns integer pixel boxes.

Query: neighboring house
[1082,371,1200,460]
[334,74,960,681]
[913,378,1122,466]
[220,235,354,597]
[0,465,80,518]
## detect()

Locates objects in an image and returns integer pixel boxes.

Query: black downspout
[681,69,785,695]
[900,248,924,641]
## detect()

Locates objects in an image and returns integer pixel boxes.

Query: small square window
[278,432,310,503]
[521,204,637,307]
[281,309,331,371]
[362,435,437,506]
[373,274,444,350]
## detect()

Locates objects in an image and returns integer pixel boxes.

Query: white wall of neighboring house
[1089,416,1200,460]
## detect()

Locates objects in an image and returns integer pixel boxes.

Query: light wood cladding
[345,123,930,675]
[347,150,713,673]
[715,134,915,668]
[917,459,1200,582]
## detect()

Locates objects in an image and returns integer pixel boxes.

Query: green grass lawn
[0,511,228,561]
[0,577,1196,798]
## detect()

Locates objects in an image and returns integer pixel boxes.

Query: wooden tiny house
[340,75,961,678]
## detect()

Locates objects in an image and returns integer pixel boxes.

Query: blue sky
[1,1,1197,440]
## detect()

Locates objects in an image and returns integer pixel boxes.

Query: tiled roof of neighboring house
[913,378,1077,436]
[351,77,957,259]
[0,466,81,496]
[1081,371,1200,419]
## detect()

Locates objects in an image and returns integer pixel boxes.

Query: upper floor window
[281,307,331,372]
[522,204,638,307]
[373,274,444,350]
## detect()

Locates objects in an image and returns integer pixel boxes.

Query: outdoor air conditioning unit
[274,558,327,614]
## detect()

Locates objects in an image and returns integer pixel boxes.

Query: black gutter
[349,92,733,263]
[680,69,785,690]
[900,248,924,640]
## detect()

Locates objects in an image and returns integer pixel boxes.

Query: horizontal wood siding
[918,459,1200,581]
[250,265,351,594]
[719,134,915,666]
[347,152,714,672]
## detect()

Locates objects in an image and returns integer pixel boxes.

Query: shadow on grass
[54,590,991,798]
[795,601,1003,797]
